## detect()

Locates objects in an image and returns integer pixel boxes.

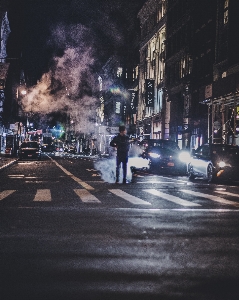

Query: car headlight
[148,152,160,159]
[218,161,226,168]
[178,151,190,163]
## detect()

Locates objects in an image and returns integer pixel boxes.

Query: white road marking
[214,190,239,197]
[74,189,101,203]
[137,181,177,184]
[48,156,94,190]
[33,189,52,201]
[109,189,151,205]
[144,189,201,207]
[71,175,94,190]
[0,190,16,200]
[181,189,239,207]
[116,208,239,212]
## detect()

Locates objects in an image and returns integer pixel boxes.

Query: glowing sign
[115,101,121,114]
[130,91,138,113]
[145,79,154,107]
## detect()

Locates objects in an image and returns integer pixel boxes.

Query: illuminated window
[224,0,229,24]
[117,67,123,77]
[135,66,139,78]
[162,0,166,17]
[98,76,103,91]
[180,57,186,78]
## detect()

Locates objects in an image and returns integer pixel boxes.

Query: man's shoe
[115,178,119,184]
[122,179,127,184]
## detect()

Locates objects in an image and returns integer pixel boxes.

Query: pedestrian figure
[110,125,130,184]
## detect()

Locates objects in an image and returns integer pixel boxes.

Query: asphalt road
[0,153,239,300]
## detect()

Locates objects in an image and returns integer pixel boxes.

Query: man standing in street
[110,125,130,184]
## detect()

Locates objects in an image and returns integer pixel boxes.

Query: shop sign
[145,79,154,107]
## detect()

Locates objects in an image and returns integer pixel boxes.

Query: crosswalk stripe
[48,156,94,190]
[181,190,239,207]
[109,189,151,205]
[144,189,201,207]
[74,189,101,203]
[1,187,239,208]
[33,189,51,201]
[71,175,94,190]
[214,190,239,197]
[0,190,16,200]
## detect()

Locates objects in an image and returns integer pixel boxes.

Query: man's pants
[116,156,128,181]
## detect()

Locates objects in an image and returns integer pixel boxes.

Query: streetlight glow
[20,90,27,95]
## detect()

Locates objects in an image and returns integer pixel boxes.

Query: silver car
[188,143,239,183]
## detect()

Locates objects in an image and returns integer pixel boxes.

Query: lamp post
[16,85,28,145]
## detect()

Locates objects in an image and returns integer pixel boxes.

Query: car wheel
[188,164,196,180]
[207,164,216,183]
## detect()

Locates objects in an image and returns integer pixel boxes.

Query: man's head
[119,125,126,136]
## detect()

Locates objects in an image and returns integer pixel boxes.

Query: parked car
[68,144,77,154]
[188,143,239,182]
[41,143,55,152]
[5,147,13,156]
[19,141,41,160]
[142,139,189,175]
[54,141,64,152]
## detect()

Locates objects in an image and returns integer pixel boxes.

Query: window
[224,0,229,25]
[117,67,123,77]
[162,0,166,17]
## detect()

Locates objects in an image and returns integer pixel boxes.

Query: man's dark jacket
[110,134,130,157]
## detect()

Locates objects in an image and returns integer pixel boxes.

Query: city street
[0,154,239,299]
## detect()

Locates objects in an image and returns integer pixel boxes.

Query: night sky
[7,0,147,82]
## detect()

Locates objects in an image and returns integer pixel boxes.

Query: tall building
[165,0,217,149]
[0,1,11,151]
[207,0,239,145]
[165,0,239,148]
[137,0,169,141]
[165,0,194,149]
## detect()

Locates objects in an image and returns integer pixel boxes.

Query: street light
[20,89,27,96]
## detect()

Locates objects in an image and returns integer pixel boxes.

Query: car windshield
[21,142,38,148]
[147,146,178,155]
[142,139,180,151]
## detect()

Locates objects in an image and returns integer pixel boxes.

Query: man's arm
[110,136,118,147]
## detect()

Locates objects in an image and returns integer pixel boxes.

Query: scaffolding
[207,92,239,145]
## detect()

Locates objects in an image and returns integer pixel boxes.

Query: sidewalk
[0,154,18,170]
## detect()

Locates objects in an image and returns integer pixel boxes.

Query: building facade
[207,0,239,146]
[136,0,239,149]
[137,0,169,141]
[0,1,11,152]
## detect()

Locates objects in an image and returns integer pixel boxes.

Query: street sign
[99,126,118,135]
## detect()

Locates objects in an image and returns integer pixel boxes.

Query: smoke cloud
[94,144,150,183]
[20,23,98,134]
